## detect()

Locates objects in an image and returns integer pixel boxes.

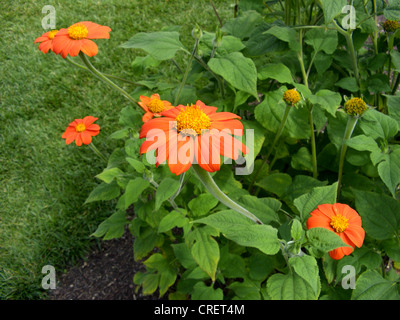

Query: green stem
[192,165,263,225]
[248,103,291,192]
[391,73,400,95]
[78,52,145,112]
[65,56,141,85]
[88,143,108,163]
[309,103,318,179]
[174,39,198,106]
[337,116,359,199]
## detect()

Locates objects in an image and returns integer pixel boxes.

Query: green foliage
[31,0,400,301]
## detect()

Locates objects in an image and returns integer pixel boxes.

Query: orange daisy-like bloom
[139,94,173,123]
[62,116,100,146]
[34,29,59,54]
[52,21,111,58]
[139,100,249,175]
[307,203,365,260]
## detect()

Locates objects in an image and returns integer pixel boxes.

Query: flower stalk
[78,52,145,112]
[89,142,108,163]
[192,165,263,225]
[337,115,359,199]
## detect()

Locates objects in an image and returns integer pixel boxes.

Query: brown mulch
[49,230,158,300]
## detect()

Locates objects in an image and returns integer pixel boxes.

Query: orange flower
[306,203,365,260]
[139,94,173,123]
[139,100,248,175]
[34,29,59,54]
[62,116,100,146]
[52,21,111,58]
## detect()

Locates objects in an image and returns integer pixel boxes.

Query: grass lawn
[0,0,233,299]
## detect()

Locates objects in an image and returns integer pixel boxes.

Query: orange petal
[81,131,93,145]
[140,117,174,139]
[80,39,98,57]
[344,225,365,248]
[75,134,83,146]
[210,119,244,135]
[209,112,241,121]
[142,112,154,123]
[83,21,111,39]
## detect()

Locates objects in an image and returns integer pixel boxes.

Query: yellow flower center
[175,104,211,136]
[283,89,301,106]
[48,29,59,40]
[344,97,367,116]
[147,99,165,114]
[383,20,399,33]
[68,23,88,40]
[330,215,349,233]
[75,123,86,132]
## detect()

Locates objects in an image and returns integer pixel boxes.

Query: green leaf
[208,52,258,99]
[289,255,321,297]
[228,279,261,300]
[238,195,280,224]
[390,50,400,72]
[195,210,280,255]
[263,26,300,51]
[221,10,263,40]
[191,282,223,300]
[126,157,146,173]
[306,227,352,252]
[85,181,120,204]
[266,272,317,300]
[385,94,400,126]
[91,211,127,240]
[352,270,400,300]
[346,135,381,153]
[255,172,292,197]
[158,210,189,234]
[120,31,186,60]
[308,89,342,117]
[384,0,400,20]
[95,167,124,184]
[294,183,338,221]
[335,77,359,93]
[353,190,400,240]
[257,63,294,84]
[305,28,338,54]
[320,0,347,24]
[377,148,400,197]
[291,147,313,172]
[119,105,142,129]
[188,194,219,218]
[124,178,150,209]
[172,243,197,269]
[359,109,399,141]
[189,227,220,281]
[155,178,181,210]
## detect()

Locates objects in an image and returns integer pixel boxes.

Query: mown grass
[0,0,234,299]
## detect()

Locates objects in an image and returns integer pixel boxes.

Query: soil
[49,229,158,300]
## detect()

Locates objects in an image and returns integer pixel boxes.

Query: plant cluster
[34,0,400,300]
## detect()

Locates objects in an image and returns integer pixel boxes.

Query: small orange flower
[139,94,173,123]
[307,203,365,260]
[52,21,111,58]
[139,100,248,175]
[62,116,100,146]
[34,29,59,54]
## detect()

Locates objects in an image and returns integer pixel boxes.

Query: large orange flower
[139,100,248,175]
[139,94,173,123]
[307,203,365,260]
[62,116,100,146]
[34,29,59,54]
[52,21,111,58]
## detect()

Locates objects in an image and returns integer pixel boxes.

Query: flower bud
[192,24,203,41]
[344,97,368,116]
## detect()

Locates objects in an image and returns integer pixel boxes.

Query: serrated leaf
[208,52,258,99]
[352,270,400,300]
[294,183,338,221]
[306,227,352,252]
[124,178,150,208]
[85,181,120,204]
[289,255,320,298]
[191,282,223,300]
[120,31,186,60]
[91,211,127,240]
[188,194,219,218]
[195,210,280,255]
[126,157,146,173]
[257,63,294,84]
[95,167,124,184]
[155,177,181,210]
[377,148,400,197]
[266,272,317,300]
[353,189,400,240]
[263,25,300,51]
